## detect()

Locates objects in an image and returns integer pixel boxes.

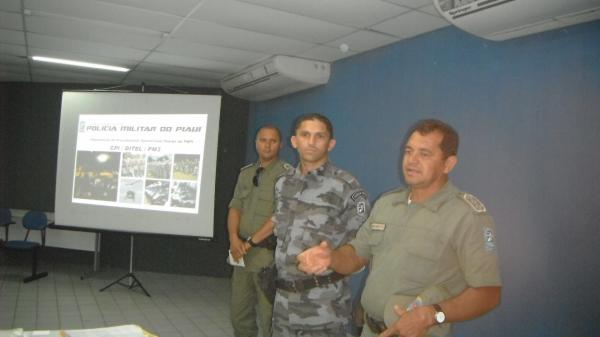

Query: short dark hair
[256,124,282,141]
[407,119,459,158]
[293,113,334,138]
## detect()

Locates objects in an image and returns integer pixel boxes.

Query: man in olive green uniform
[228,125,290,337]
[297,119,502,337]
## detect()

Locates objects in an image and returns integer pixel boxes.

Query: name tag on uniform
[371,223,386,231]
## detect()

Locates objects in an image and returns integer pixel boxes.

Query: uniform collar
[258,158,281,173]
[414,182,458,212]
[294,161,331,177]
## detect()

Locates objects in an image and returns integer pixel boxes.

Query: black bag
[258,263,277,304]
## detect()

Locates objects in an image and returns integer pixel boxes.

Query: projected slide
[72,114,206,214]
[55,92,221,237]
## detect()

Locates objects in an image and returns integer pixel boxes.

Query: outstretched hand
[297,241,332,275]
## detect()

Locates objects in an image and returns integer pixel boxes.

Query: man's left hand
[378,305,435,337]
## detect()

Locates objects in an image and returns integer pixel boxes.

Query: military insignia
[351,190,367,202]
[371,223,386,231]
[240,163,254,171]
[283,163,293,170]
[356,201,366,215]
[483,227,496,252]
[462,193,486,213]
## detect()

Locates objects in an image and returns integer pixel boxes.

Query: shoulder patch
[351,190,368,202]
[283,163,292,170]
[240,163,254,171]
[461,193,486,213]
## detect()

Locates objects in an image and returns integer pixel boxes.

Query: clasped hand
[296,241,332,275]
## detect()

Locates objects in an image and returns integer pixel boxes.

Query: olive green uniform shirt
[229,159,290,272]
[350,182,501,335]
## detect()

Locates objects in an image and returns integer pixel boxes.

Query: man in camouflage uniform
[228,125,290,337]
[298,119,502,337]
[271,113,370,337]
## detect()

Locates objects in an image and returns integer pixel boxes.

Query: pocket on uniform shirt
[403,227,446,284]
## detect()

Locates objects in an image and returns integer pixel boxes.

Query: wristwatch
[245,236,257,247]
[433,304,446,324]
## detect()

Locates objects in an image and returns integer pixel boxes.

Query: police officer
[271,113,370,337]
[228,125,290,337]
[298,119,502,337]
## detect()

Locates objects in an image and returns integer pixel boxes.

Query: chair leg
[23,247,47,283]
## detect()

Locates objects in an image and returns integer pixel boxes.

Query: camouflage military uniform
[229,159,290,337]
[350,182,501,337]
[271,162,370,337]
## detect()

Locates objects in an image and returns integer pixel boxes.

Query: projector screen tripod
[99,235,150,297]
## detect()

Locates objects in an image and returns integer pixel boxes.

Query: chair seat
[6,240,40,250]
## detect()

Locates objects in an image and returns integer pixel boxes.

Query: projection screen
[55,92,221,237]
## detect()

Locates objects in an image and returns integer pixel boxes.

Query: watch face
[435,311,446,323]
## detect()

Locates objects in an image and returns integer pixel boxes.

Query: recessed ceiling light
[31,56,129,72]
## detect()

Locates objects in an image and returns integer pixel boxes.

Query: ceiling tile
[239,0,410,28]
[192,0,354,44]
[136,62,225,80]
[27,33,148,61]
[0,28,25,45]
[0,11,23,30]
[95,0,201,17]
[25,14,163,50]
[0,42,26,56]
[157,38,267,65]
[0,53,27,65]
[383,0,432,8]
[145,51,239,73]
[25,0,181,33]
[30,64,124,83]
[298,44,356,63]
[174,19,316,55]
[326,30,401,53]
[372,10,449,39]
[418,4,443,17]
[0,0,22,12]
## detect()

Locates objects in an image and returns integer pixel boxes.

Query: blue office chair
[0,208,15,240]
[5,210,49,283]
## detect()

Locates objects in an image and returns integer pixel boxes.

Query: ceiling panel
[25,0,182,33]
[157,38,267,65]
[28,46,136,69]
[0,28,26,45]
[25,14,163,50]
[0,42,26,57]
[0,11,23,30]
[384,0,433,8]
[136,62,224,80]
[0,0,21,12]
[192,0,355,44]
[96,0,202,17]
[174,19,316,55]
[326,30,401,53]
[241,0,411,28]
[372,10,449,39]
[144,52,240,73]
[298,45,357,63]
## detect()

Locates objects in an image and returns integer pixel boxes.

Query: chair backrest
[22,211,48,231]
[0,208,12,225]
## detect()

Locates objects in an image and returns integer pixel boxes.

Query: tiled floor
[0,263,233,337]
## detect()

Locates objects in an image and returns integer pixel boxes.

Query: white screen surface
[55,92,221,237]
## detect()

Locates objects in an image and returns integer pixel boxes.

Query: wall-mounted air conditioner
[221,55,330,101]
[434,0,600,41]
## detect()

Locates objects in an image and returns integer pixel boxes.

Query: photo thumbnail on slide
[72,114,207,214]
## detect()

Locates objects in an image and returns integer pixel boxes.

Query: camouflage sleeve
[228,172,246,210]
[270,177,285,236]
[338,187,370,247]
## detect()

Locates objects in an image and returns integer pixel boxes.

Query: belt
[365,313,387,334]
[276,272,345,292]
